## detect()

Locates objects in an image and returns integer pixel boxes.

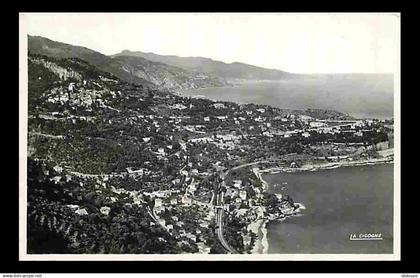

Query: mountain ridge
[111,50,299,81]
[28,35,393,94]
[28,35,227,91]
[114,49,393,79]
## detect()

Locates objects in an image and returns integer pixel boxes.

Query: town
[27,54,394,254]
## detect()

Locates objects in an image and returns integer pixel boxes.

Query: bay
[263,163,394,254]
[182,75,394,119]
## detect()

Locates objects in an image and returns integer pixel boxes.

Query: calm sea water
[182,76,394,119]
[263,163,394,254]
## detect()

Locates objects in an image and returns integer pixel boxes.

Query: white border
[19,13,29,261]
[18,12,401,261]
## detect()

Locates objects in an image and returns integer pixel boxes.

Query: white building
[158,218,166,226]
[75,208,88,216]
[233,180,242,188]
[154,198,162,208]
[172,104,187,110]
[213,103,226,109]
[310,121,326,128]
[170,198,178,205]
[100,206,111,216]
[182,195,192,206]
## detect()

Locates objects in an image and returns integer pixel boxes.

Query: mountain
[112,50,299,81]
[28,36,227,91]
[28,35,155,88]
[110,55,227,91]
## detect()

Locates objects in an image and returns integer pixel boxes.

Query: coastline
[248,168,276,254]
[248,168,270,254]
[259,156,393,174]
[247,156,392,254]
[248,219,269,254]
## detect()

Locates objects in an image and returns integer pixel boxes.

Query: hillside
[111,55,227,91]
[28,35,227,91]
[112,50,300,81]
[27,53,391,254]
[28,35,155,89]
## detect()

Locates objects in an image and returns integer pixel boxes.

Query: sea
[263,163,394,254]
[182,75,394,119]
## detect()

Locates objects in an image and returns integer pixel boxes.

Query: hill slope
[111,55,227,91]
[112,50,299,80]
[27,53,391,255]
[28,35,227,91]
[28,35,155,88]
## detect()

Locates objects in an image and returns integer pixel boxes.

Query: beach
[248,219,269,254]
[248,167,294,254]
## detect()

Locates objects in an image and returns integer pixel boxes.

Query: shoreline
[248,168,280,254]
[248,218,269,254]
[260,156,393,175]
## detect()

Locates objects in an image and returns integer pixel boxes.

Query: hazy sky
[22,13,400,74]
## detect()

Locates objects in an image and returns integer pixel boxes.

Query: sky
[22,13,400,74]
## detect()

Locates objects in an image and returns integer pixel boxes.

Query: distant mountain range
[28,36,228,91]
[111,50,299,81]
[28,35,156,88]
[27,35,302,91]
[28,35,392,93]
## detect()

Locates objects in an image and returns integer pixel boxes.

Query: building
[154,198,162,208]
[232,180,242,189]
[290,161,299,168]
[75,208,88,216]
[310,121,326,128]
[302,132,311,138]
[100,206,111,216]
[243,234,252,247]
[188,183,197,193]
[181,195,192,206]
[158,218,166,226]
[213,103,226,109]
[126,167,144,177]
[170,197,178,205]
[172,104,187,110]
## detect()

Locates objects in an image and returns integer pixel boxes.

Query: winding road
[214,160,271,254]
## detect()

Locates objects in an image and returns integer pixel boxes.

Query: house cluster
[149,189,214,252]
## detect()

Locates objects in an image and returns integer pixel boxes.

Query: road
[214,159,271,254]
[214,183,236,254]
[226,160,270,175]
